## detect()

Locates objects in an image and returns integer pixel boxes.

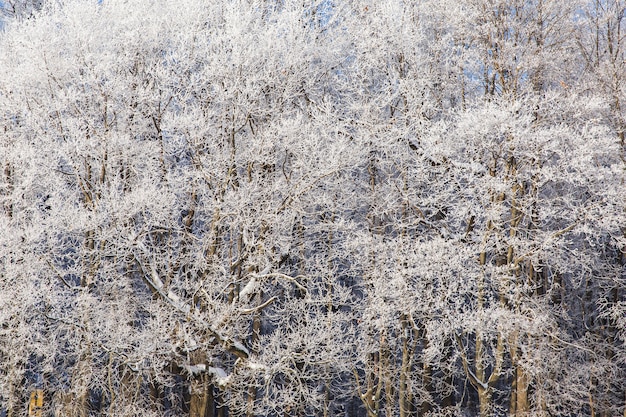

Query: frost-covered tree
[0,0,624,417]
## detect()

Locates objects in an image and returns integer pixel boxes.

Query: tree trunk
[190,375,212,417]
[510,364,529,416]
[478,386,492,417]
[247,301,261,417]
[419,328,433,417]
[399,324,412,417]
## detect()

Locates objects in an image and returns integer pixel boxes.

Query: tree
[0,1,625,416]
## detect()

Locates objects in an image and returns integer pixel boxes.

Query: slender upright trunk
[190,375,212,417]
[247,295,262,417]
[398,318,413,417]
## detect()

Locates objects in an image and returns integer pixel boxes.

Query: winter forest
[0,0,625,416]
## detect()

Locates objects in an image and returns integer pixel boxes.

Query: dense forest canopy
[0,0,625,416]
